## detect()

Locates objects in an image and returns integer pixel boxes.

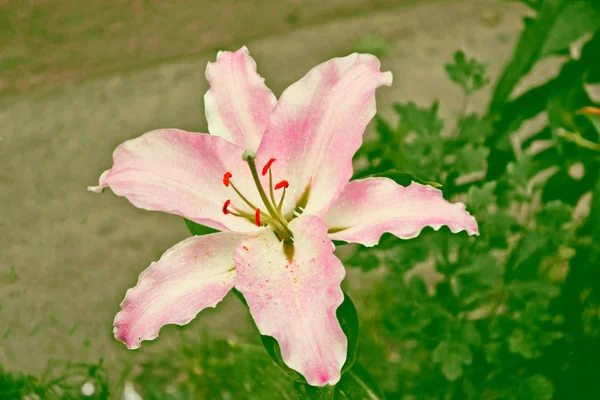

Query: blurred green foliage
[349,0,600,398]
[0,361,108,400]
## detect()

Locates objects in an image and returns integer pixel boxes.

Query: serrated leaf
[508,329,539,359]
[461,322,482,346]
[346,249,380,272]
[459,113,496,143]
[467,181,497,215]
[537,200,573,230]
[394,101,444,137]
[352,35,393,58]
[520,375,555,400]
[454,144,490,175]
[445,50,490,94]
[432,342,473,381]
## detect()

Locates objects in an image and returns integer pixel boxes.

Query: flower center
[221,150,293,242]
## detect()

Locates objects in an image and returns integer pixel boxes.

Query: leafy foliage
[0,361,109,400]
[349,2,600,398]
[445,50,490,94]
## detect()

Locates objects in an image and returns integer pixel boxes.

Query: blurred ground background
[1,0,527,384]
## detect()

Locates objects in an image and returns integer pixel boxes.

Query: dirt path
[0,0,414,95]
[0,0,526,381]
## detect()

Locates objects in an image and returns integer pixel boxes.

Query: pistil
[243,151,293,241]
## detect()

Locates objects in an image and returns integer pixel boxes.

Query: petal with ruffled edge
[233,216,346,386]
[88,129,263,234]
[257,53,392,217]
[114,232,242,349]
[324,178,479,247]
[205,46,276,150]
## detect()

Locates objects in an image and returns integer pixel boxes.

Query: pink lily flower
[89,47,478,386]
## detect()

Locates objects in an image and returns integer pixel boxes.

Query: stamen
[223,172,232,187]
[222,199,231,214]
[262,158,276,176]
[274,180,289,190]
[277,186,287,211]
[255,208,262,227]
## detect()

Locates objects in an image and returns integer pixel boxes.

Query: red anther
[261,158,276,176]
[222,199,231,214]
[274,180,289,190]
[223,172,232,187]
[255,208,262,226]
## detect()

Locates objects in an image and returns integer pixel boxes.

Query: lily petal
[233,216,346,386]
[205,46,277,150]
[324,178,479,247]
[88,129,263,233]
[257,53,392,217]
[114,232,242,349]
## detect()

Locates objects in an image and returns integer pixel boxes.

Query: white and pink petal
[257,53,392,218]
[88,129,263,234]
[233,216,347,386]
[114,232,243,349]
[205,46,276,150]
[324,178,479,247]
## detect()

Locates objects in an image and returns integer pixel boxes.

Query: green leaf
[457,253,503,287]
[490,0,569,109]
[537,200,573,230]
[432,342,473,381]
[352,35,393,58]
[461,322,482,346]
[467,181,497,215]
[459,113,496,143]
[454,144,490,175]
[256,291,359,383]
[540,0,600,57]
[346,249,380,272]
[369,170,442,188]
[519,375,555,400]
[184,219,219,236]
[445,50,490,94]
[334,363,386,400]
[508,329,540,359]
[394,101,444,137]
[338,293,360,374]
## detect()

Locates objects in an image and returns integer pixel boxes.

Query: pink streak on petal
[257,53,392,218]
[87,128,263,234]
[205,46,277,150]
[233,216,346,386]
[114,232,242,349]
[324,178,479,247]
